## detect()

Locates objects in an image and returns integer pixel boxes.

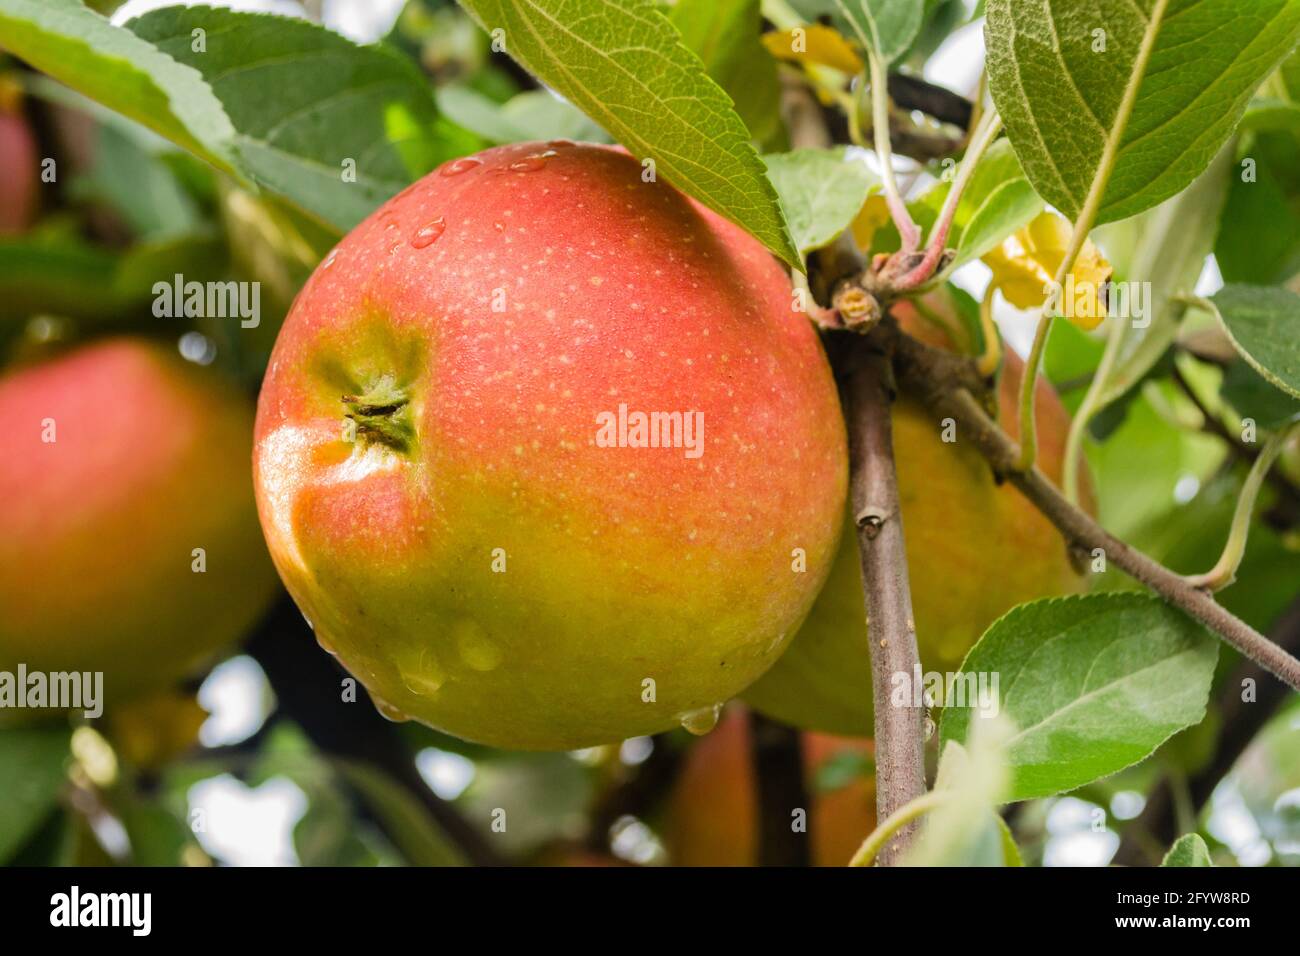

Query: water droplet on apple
[411,217,446,249]
[401,649,446,696]
[508,150,557,173]
[373,696,412,722]
[320,249,338,270]
[679,703,722,736]
[547,139,576,149]
[300,610,314,631]
[453,619,502,672]
[440,156,484,177]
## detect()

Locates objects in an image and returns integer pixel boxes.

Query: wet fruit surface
[253,142,848,750]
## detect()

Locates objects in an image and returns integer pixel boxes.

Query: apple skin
[664,705,874,866]
[0,105,38,234]
[0,338,279,707]
[743,299,1086,735]
[253,142,847,751]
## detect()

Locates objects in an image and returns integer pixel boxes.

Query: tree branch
[887,73,973,130]
[779,71,832,150]
[831,329,928,865]
[749,711,811,866]
[890,331,1300,691]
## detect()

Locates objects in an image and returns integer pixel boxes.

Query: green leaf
[939,594,1218,802]
[914,137,1042,268]
[455,0,800,268]
[498,90,610,143]
[907,0,966,64]
[764,148,876,255]
[1086,382,1224,541]
[0,0,236,167]
[246,723,388,866]
[293,785,381,867]
[7,808,78,865]
[436,85,529,143]
[1094,146,1233,408]
[1106,460,1300,637]
[1161,833,1213,866]
[127,6,458,231]
[1216,133,1300,286]
[458,751,593,856]
[1221,360,1300,428]
[948,140,1042,266]
[996,815,1024,867]
[669,0,783,148]
[119,799,199,866]
[1283,47,1300,101]
[335,759,466,866]
[813,750,874,792]
[0,727,70,863]
[1211,285,1300,401]
[438,85,611,145]
[0,2,467,232]
[828,0,924,65]
[903,718,1013,867]
[21,73,205,240]
[1239,97,1300,134]
[1044,312,1105,412]
[1279,47,1300,100]
[0,232,227,325]
[73,121,202,240]
[986,0,1300,227]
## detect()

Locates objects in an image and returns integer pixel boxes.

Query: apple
[252,142,848,750]
[743,297,1086,734]
[0,338,279,709]
[0,98,38,234]
[664,705,874,866]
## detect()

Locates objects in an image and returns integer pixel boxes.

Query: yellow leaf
[981,212,1112,329]
[107,689,209,769]
[851,193,891,252]
[762,25,863,75]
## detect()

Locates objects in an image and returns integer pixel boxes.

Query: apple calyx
[342,376,413,451]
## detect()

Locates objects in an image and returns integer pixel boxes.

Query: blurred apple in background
[0,337,279,714]
[664,705,874,866]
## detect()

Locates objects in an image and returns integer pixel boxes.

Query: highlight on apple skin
[253,141,848,751]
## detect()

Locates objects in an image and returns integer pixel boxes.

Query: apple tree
[0,0,1299,872]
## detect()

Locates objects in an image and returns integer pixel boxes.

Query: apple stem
[343,376,413,451]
